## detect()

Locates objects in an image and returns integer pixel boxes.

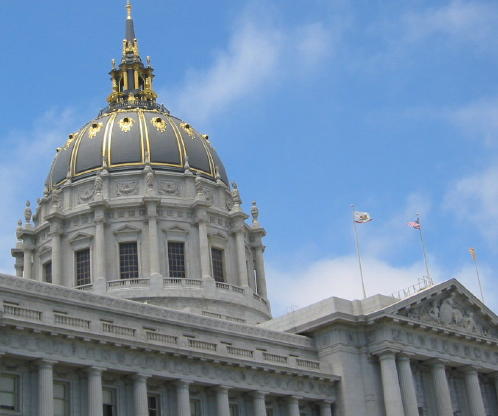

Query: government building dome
[47,109,229,189]
[12,1,270,324]
[46,5,228,190]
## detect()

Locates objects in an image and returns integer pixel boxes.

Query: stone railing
[107,278,150,290]
[0,301,323,374]
[163,278,202,288]
[231,285,245,294]
[54,313,91,329]
[102,322,136,337]
[216,282,230,290]
[0,274,313,350]
[146,331,178,345]
[253,293,268,305]
[3,304,42,321]
[296,358,321,370]
[188,339,217,352]
[227,346,254,358]
[263,352,288,364]
[74,283,93,291]
[215,282,246,295]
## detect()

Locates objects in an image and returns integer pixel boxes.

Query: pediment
[385,279,498,338]
[68,232,94,243]
[113,224,141,234]
[166,225,188,233]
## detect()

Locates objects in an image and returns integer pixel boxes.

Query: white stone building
[1,3,497,416]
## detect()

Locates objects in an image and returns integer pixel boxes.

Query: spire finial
[126,1,132,20]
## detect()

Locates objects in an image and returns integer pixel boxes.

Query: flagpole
[470,249,484,303]
[351,204,367,299]
[417,213,432,285]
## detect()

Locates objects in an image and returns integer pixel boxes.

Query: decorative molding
[0,329,335,400]
[158,180,181,196]
[0,274,311,348]
[115,181,138,196]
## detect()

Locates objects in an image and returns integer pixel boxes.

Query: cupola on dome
[46,2,228,189]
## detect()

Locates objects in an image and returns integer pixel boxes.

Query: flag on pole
[469,248,477,261]
[408,219,421,229]
[354,211,373,223]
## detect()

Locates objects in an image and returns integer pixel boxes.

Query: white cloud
[444,165,498,241]
[164,10,334,123]
[402,0,498,45]
[267,255,433,316]
[267,253,497,317]
[0,109,78,274]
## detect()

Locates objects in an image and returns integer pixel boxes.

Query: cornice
[0,274,311,349]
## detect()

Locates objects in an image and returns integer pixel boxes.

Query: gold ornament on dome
[88,122,103,138]
[180,122,196,138]
[62,132,78,150]
[151,117,167,133]
[119,117,135,132]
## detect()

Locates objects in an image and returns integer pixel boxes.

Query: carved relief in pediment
[397,291,496,337]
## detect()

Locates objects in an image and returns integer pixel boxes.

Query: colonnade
[36,361,333,416]
[377,351,492,416]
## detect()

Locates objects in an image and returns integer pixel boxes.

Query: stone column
[235,229,248,287]
[463,367,486,416]
[95,219,106,281]
[148,216,160,277]
[176,380,191,416]
[197,217,211,280]
[91,203,108,285]
[87,367,104,416]
[287,396,301,416]
[397,355,419,416]
[319,400,333,416]
[430,360,453,416]
[51,232,62,285]
[253,245,267,297]
[252,391,267,416]
[215,386,230,416]
[133,374,149,416]
[145,200,161,277]
[23,248,32,279]
[378,351,405,416]
[38,360,55,416]
[14,264,22,277]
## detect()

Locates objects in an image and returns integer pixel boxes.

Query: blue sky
[1,0,498,316]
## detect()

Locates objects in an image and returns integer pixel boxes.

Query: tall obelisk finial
[126,1,132,20]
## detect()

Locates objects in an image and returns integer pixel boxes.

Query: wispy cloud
[444,164,498,242]
[164,7,335,123]
[0,109,78,274]
[402,0,498,46]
